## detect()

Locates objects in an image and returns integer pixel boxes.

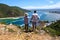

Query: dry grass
[0,32,60,40]
[0,24,60,40]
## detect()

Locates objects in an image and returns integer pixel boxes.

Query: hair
[34,10,36,13]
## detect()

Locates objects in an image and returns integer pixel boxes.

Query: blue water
[1,11,60,26]
[0,11,60,26]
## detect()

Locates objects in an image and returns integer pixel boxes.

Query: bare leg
[25,24,28,32]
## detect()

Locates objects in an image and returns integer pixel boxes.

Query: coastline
[0,16,24,19]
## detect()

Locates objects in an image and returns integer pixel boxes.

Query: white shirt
[32,13,38,15]
[32,13,40,18]
[31,13,40,22]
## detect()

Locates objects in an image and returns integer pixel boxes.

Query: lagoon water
[0,11,60,26]
[11,11,60,26]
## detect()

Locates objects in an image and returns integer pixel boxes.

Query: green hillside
[0,3,28,18]
[44,20,60,36]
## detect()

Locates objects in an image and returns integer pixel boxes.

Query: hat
[24,13,28,16]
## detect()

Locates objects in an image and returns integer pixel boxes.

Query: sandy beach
[0,16,24,19]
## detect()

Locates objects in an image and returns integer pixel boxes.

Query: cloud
[49,1,54,3]
[40,2,60,9]
[22,2,60,9]
[46,0,54,4]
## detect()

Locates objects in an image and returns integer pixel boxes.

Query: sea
[11,11,60,26]
[1,10,60,26]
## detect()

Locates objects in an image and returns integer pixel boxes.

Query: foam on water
[7,11,60,26]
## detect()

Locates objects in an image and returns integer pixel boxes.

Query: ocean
[11,11,60,26]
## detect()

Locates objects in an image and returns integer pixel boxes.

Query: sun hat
[24,13,28,16]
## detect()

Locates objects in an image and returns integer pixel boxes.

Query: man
[31,11,40,31]
[24,13,28,32]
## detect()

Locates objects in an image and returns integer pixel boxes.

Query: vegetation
[0,3,28,18]
[44,20,60,36]
[8,28,15,32]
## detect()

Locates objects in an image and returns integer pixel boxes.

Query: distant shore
[0,16,24,19]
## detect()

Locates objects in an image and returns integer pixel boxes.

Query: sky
[0,0,60,9]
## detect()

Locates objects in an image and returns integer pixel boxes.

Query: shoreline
[0,16,24,19]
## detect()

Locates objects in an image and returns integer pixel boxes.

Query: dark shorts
[25,24,28,27]
[25,24,28,31]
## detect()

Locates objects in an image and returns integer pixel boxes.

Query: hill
[0,24,60,40]
[44,20,60,36]
[0,3,28,18]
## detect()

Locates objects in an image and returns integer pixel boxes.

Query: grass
[43,27,60,36]
[8,28,15,32]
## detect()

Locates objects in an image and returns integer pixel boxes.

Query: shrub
[8,28,15,32]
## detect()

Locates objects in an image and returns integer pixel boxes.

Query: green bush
[20,26,25,30]
[36,26,41,30]
[44,20,60,36]
[8,28,15,32]
[44,27,56,36]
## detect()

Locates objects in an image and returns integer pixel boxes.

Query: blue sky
[0,0,60,9]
